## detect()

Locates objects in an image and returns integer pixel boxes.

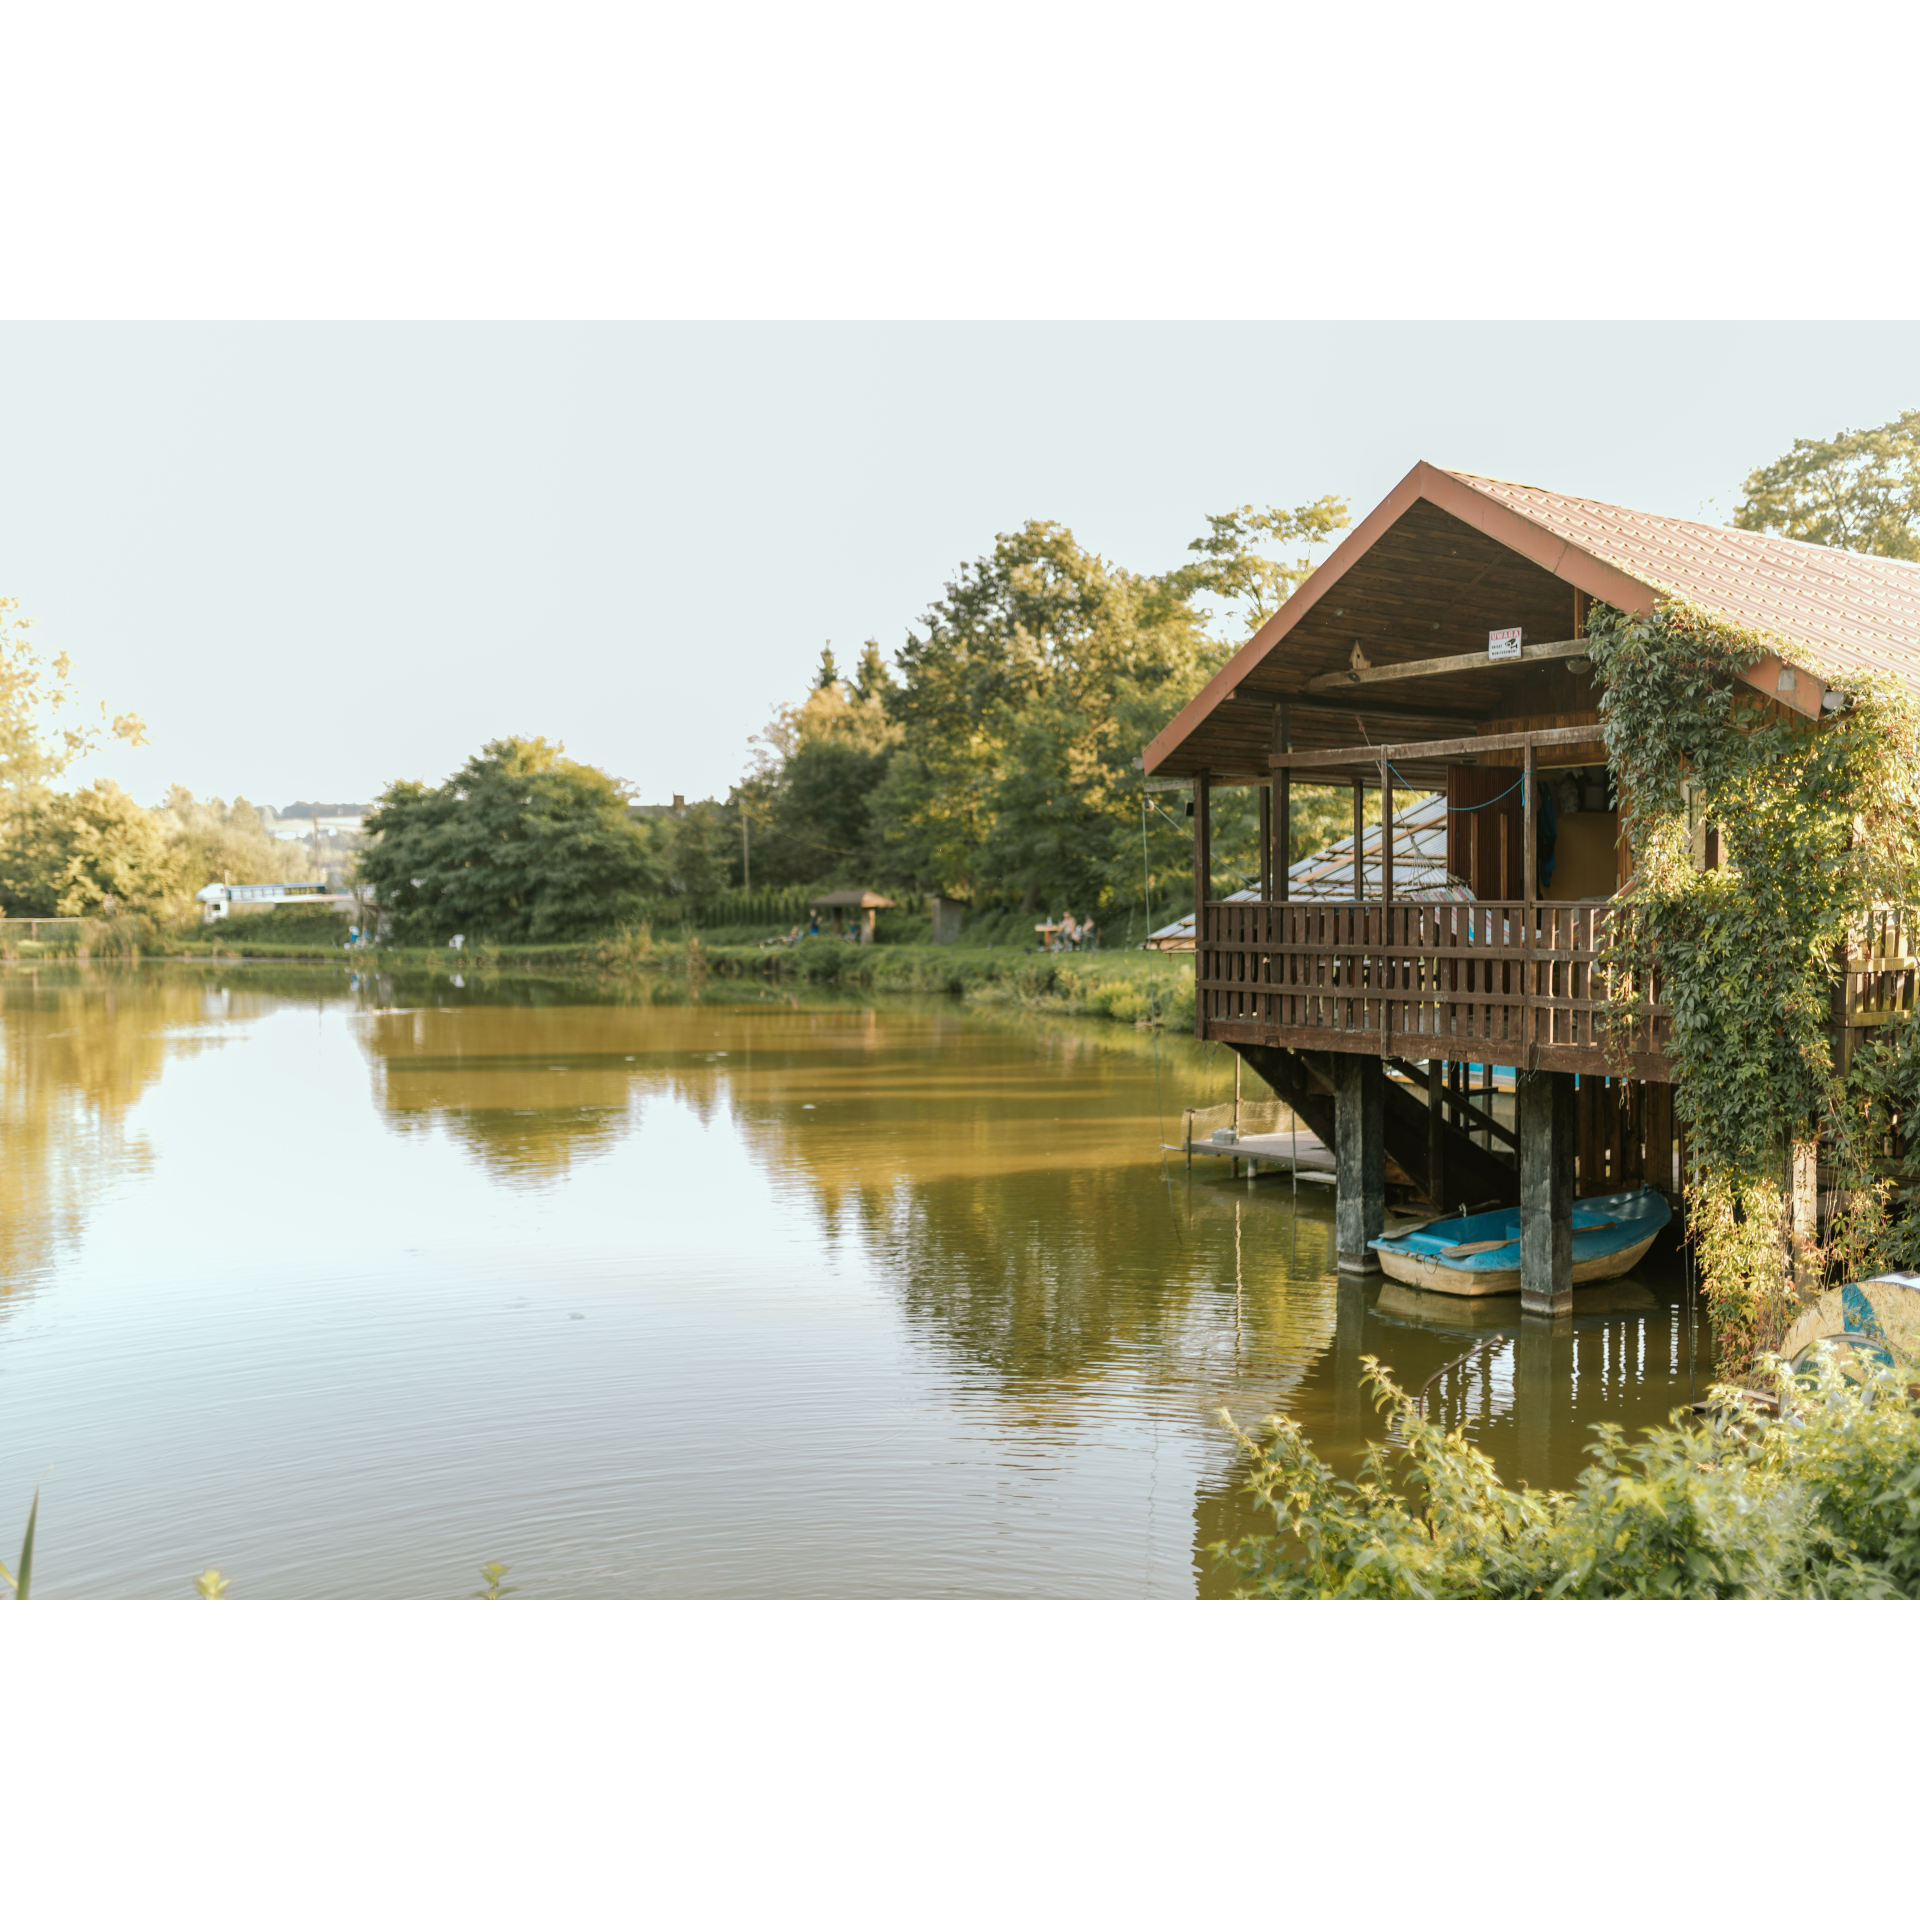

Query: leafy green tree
[663,798,737,898]
[1734,408,1920,557]
[1168,497,1353,632]
[156,786,318,890]
[737,652,901,889]
[0,780,188,916]
[359,737,661,943]
[0,597,148,811]
[879,520,1223,909]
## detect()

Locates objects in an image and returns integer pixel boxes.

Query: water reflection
[0,968,271,1316]
[0,964,1712,1598]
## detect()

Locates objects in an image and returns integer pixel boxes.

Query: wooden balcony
[1197,898,1670,1078]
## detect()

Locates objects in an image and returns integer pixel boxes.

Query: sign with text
[1488,627,1524,660]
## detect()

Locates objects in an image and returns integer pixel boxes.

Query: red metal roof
[1442,468,1920,683]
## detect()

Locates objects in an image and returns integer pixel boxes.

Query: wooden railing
[1197,898,1670,1076]
[1844,911,1919,1028]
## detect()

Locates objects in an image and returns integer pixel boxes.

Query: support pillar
[1350,776,1364,900]
[1193,772,1211,1040]
[1334,1053,1384,1273]
[1519,1068,1575,1314]
[1427,1056,1446,1210]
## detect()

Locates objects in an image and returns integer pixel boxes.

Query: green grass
[696,941,1196,1027]
[151,920,1200,1033]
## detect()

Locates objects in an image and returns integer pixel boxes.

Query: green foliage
[0,597,147,810]
[737,665,902,890]
[1166,497,1353,633]
[0,1490,38,1599]
[1217,1351,1920,1599]
[202,903,353,947]
[157,787,318,892]
[0,779,190,918]
[359,737,663,944]
[1589,599,1920,1372]
[1734,408,1920,559]
[473,1561,514,1599]
[879,519,1225,910]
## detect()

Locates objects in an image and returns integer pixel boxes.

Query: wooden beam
[1305,637,1589,693]
[1226,690,1495,724]
[1270,723,1604,771]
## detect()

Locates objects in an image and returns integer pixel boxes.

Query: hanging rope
[1377,762,1527,813]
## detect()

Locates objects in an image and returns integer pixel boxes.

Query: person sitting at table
[1080,916,1097,951]
[1060,909,1079,951]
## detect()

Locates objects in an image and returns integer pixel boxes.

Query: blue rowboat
[1368,1186,1672,1298]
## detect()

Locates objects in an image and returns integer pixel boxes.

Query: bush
[1216,1348,1920,1599]
[201,904,353,947]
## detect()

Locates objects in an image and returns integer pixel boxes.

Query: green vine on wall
[1588,599,1920,1375]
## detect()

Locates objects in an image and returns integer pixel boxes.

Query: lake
[0,963,1710,1597]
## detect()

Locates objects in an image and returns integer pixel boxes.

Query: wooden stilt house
[1142,462,1920,1310]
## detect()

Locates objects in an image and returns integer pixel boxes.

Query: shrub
[1216,1348,1920,1599]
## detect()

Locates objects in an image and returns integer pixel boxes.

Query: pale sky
[3,322,1916,810]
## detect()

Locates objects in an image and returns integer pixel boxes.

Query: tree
[358,737,661,943]
[0,780,187,917]
[1168,497,1353,633]
[880,520,1221,908]
[0,598,147,811]
[1734,409,1920,558]
[736,651,901,889]
[156,787,318,891]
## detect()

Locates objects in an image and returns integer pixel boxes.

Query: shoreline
[27,936,1201,1033]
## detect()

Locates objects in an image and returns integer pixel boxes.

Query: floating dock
[1167,1123,1337,1183]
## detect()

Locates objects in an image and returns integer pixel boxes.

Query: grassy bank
[699,940,1196,1026]
[145,919,1199,1031]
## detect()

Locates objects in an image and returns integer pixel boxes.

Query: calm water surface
[0,965,1710,1597]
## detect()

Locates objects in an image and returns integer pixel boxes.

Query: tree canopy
[1734,407,1920,558]
[730,502,1354,926]
[359,737,662,943]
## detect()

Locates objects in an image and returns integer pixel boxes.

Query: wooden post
[1427,1056,1446,1210]
[1523,743,1537,1055]
[1380,762,1394,902]
[1276,701,1292,906]
[1351,775,1364,902]
[1259,785,1272,903]
[1519,1068,1575,1314]
[1523,744,1537,906]
[1334,1052,1384,1273]
[1193,772,1211,1040]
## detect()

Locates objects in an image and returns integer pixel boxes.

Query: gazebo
[811,889,894,945]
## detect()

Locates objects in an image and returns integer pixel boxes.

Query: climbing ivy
[1587,599,1920,1374]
